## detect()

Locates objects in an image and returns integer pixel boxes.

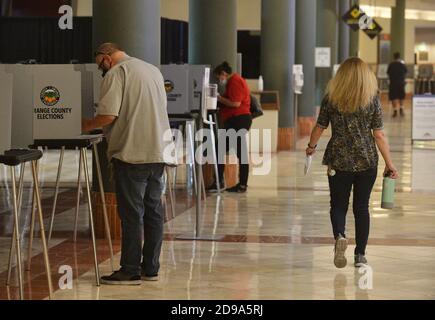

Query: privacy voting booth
[0,63,114,288]
[161,64,210,113]
[0,65,53,300]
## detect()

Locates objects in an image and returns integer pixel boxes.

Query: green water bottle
[381,173,396,209]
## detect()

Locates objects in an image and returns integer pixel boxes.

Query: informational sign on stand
[33,65,82,140]
[0,69,13,151]
[377,64,389,79]
[315,47,331,68]
[411,148,435,192]
[412,95,435,141]
[161,65,191,114]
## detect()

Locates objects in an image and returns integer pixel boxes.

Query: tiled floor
[1,96,435,300]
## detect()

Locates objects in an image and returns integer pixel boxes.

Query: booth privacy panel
[161,65,190,114]
[4,64,35,149]
[32,65,82,140]
[85,64,102,105]
[74,64,96,119]
[0,71,13,152]
[189,65,210,111]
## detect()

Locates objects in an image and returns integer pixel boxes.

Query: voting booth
[0,63,114,287]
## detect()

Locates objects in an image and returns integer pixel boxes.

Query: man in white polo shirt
[82,43,175,285]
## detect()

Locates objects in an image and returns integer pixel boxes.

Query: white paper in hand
[304,155,313,175]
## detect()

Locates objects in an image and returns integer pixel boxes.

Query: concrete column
[93,0,161,66]
[295,0,316,136]
[188,0,237,71]
[92,0,161,199]
[391,0,406,60]
[315,0,339,106]
[261,0,296,149]
[338,0,350,62]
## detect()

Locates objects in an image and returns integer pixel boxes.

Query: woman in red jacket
[209,61,252,193]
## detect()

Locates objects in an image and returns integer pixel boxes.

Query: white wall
[160,0,261,30]
[73,0,92,16]
[161,0,188,21]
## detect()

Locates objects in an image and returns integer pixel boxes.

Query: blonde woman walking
[306,57,399,268]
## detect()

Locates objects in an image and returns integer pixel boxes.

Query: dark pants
[328,167,377,255]
[217,114,252,186]
[113,159,165,276]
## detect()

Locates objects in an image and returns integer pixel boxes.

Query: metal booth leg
[186,121,198,196]
[9,166,24,299]
[26,161,38,271]
[208,114,221,195]
[48,146,65,241]
[31,160,54,299]
[92,143,114,272]
[81,147,101,286]
[6,163,25,287]
[73,148,82,242]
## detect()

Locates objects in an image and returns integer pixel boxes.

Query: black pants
[328,167,377,255]
[113,159,165,276]
[217,114,252,186]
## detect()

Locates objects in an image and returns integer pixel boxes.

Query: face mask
[101,68,108,78]
[219,79,227,86]
[98,57,110,78]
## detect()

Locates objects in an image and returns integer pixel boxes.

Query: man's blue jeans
[112,159,165,276]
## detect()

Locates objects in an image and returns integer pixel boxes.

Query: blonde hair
[326,57,378,113]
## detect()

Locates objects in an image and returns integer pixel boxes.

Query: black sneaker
[354,254,368,267]
[392,110,398,118]
[333,235,348,268]
[207,182,225,193]
[399,108,405,117]
[226,184,247,193]
[100,270,141,285]
[141,270,159,281]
